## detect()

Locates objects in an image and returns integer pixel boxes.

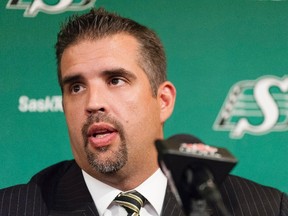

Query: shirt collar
[82,170,121,215]
[134,168,167,215]
[82,169,167,216]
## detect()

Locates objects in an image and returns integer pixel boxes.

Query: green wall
[1,0,287,193]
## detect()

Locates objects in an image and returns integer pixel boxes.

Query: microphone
[155,134,237,216]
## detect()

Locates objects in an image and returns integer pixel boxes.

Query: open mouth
[87,124,118,148]
[90,129,114,138]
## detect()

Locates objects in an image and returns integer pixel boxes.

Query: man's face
[60,34,173,180]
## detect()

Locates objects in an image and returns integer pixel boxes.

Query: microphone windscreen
[155,134,237,215]
[165,133,203,147]
[156,134,237,184]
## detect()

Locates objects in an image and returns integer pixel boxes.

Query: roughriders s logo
[213,75,288,139]
[6,0,96,17]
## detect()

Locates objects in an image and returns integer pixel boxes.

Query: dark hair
[55,8,167,96]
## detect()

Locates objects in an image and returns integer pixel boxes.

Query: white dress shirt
[82,169,167,216]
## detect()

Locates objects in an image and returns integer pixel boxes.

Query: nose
[85,87,107,115]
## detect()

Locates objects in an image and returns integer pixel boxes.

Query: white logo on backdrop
[18,95,63,112]
[6,0,96,17]
[213,75,288,139]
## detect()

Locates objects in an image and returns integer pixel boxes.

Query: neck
[85,156,159,191]
[96,164,159,191]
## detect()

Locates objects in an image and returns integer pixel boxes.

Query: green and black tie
[114,190,146,216]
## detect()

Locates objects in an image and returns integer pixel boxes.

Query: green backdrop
[1,0,287,193]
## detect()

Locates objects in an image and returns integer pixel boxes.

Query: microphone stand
[183,167,231,216]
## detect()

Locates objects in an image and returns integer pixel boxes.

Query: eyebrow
[61,68,137,86]
[61,74,84,87]
[103,68,137,80]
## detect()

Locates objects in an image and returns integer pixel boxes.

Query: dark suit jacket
[0,160,287,216]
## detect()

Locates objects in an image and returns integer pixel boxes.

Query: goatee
[82,113,128,174]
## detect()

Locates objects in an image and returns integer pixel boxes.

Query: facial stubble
[82,113,128,174]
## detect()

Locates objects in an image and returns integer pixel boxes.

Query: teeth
[92,133,109,138]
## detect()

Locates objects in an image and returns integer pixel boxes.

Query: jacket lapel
[49,203,99,216]
[161,185,185,216]
[161,185,215,216]
[43,161,99,216]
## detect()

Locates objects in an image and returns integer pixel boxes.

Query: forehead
[60,33,146,79]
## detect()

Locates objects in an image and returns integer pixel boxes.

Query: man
[0,8,287,216]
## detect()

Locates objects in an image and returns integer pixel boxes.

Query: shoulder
[29,160,77,185]
[0,182,49,216]
[220,175,288,216]
[222,174,285,199]
[0,160,77,216]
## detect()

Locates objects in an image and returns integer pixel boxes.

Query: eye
[71,84,85,94]
[109,78,126,86]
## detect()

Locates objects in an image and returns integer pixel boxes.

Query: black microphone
[155,134,237,216]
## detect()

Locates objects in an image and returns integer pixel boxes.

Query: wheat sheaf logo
[6,0,96,17]
[213,75,288,139]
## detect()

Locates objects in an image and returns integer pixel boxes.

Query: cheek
[115,101,138,126]
[63,96,84,116]
[123,95,160,129]
[63,100,84,135]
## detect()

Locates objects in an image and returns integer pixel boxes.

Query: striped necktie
[114,190,146,216]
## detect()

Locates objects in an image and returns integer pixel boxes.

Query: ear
[158,81,176,123]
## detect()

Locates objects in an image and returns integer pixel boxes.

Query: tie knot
[114,190,146,215]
